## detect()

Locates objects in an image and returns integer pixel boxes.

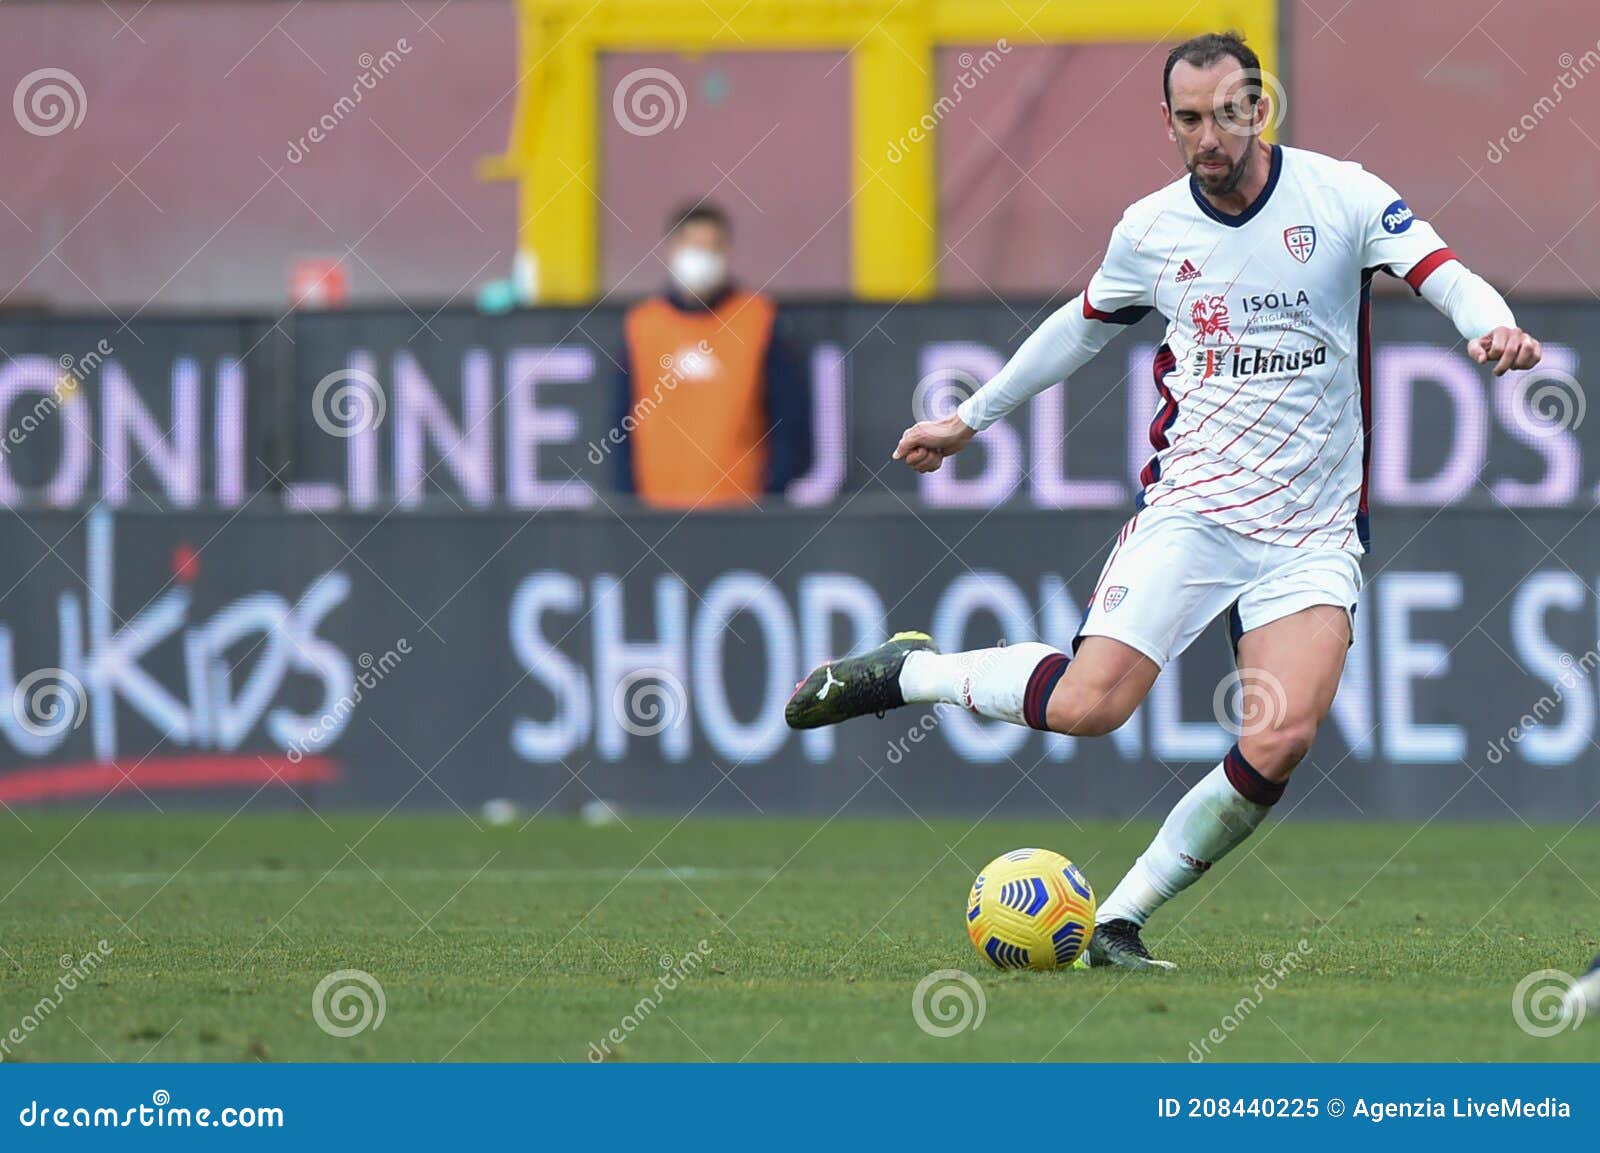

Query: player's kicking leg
[786,511,1185,735]
[1087,603,1351,969]
[785,633,1156,734]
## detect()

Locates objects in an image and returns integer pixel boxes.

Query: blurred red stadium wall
[4,0,1598,310]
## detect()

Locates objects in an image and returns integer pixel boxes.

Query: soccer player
[784,32,1542,969]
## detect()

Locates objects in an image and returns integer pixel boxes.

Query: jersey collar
[1189,143,1282,228]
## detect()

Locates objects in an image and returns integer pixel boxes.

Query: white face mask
[670,247,727,297]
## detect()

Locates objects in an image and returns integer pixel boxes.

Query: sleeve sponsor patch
[1381,198,1415,234]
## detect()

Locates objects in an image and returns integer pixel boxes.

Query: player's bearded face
[1184,125,1252,196]
[1166,62,1261,197]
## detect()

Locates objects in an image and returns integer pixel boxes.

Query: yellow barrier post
[481,0,1278,303]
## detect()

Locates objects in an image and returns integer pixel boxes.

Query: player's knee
[1044,679,1138,738]
[1239,717,1318,779]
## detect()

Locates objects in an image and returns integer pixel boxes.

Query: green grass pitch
[1,809,1597,1062]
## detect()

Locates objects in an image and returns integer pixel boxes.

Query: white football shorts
[1074,505,1362,667]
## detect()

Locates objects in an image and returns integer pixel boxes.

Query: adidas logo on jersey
[1174,259,1202,283]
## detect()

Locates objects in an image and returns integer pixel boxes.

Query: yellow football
[966,848,1096,970]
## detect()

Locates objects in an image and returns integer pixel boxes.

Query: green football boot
[1076,918,1178,971]
[784,631,939,730]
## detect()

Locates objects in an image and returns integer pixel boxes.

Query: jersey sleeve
[953,212,1153,431]
[1083,213,1156,321]
[1351,169,1456,293]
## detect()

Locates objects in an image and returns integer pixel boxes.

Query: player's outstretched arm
[1418,259,1541,376]
[893,292,1125,473]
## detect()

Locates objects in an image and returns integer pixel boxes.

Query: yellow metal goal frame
[480,0,1277,303]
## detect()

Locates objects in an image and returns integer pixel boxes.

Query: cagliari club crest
[1103,585,1128,612]
[1283,225,1317,264]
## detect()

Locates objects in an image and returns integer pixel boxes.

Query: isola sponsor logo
[1239,289,1310,313]
[1238,288,1312,333]
[1381,198,1415,234]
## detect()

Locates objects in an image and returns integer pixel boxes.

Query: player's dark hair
[1162,31,1261,105]
[666,201,731,239]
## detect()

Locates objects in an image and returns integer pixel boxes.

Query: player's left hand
[1468,326,1541,376]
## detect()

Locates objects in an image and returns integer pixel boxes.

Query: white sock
[1098,752,1279,927]
[898,642,1061,726]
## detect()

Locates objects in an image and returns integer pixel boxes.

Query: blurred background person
[612,202,812,509]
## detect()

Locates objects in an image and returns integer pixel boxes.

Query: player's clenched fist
[893,414,976,473]
[1468,326,1542,376]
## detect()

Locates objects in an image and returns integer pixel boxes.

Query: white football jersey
[1085,144,1455,553]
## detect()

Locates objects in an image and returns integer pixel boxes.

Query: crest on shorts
[1103,586,1128,612]
[1283,225,1316,264]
